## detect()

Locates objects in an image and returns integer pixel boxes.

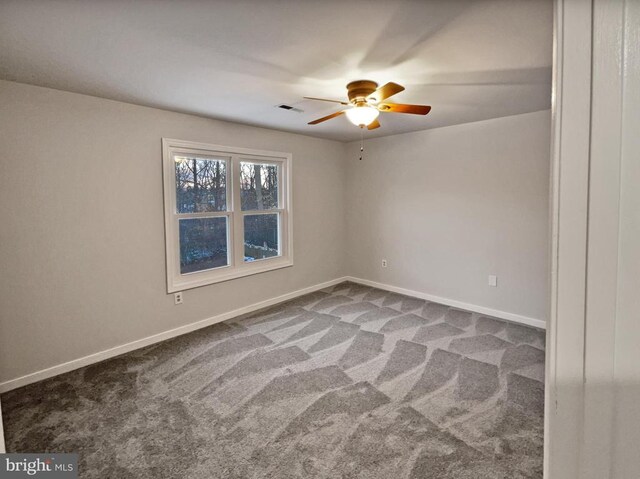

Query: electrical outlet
[488,275,498,287]
[174,292,183,304]
[382,259,388,268]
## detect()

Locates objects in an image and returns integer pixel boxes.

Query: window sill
[167,258,293,293]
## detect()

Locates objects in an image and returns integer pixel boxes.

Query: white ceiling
[0,0,553,142]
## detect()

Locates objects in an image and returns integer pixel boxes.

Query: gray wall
[0,81,550,386]
[0,80,347,383]
[345,110,550,321]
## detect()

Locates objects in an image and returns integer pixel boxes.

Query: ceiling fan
[305,80,431,130]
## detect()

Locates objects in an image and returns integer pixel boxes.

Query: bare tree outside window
[175,156,228,272]
[175,157,227,213]
[240,162,280,261]
[163,139,291,291]
[240,162,278,210]
[179,217,228,273]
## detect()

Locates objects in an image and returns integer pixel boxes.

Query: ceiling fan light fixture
[306,81,430,128]
[345,105,380,127]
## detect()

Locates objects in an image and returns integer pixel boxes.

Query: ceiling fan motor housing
[346,80,378,103]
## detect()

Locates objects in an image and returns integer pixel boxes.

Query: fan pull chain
[359,126,364,161]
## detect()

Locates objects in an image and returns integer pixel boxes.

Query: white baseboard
[0,275,545,394]
[0,277,349,394]
[346,276,546,330]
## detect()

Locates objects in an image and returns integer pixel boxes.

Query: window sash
[238,159,282,211]
[163,139,292,292]
[175,213,233,274]
[242,211,283,261]
[172,153,230,214]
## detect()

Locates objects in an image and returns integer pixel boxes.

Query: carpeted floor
[2,282,545,478]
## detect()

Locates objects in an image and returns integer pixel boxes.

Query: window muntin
[163,139,292,292]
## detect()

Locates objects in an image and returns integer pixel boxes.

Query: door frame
[545,0,628,477]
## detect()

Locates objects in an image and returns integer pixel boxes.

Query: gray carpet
[1,282,545,478]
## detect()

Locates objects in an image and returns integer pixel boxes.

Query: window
[162,139,292,292]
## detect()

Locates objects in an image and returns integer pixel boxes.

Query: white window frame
[162,138,293,293]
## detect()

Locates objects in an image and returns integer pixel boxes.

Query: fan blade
[379,103,431,115]
[304,96,349,105]
[308,110,345,125]
[367,119,381,130]
[367,82,404,103]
